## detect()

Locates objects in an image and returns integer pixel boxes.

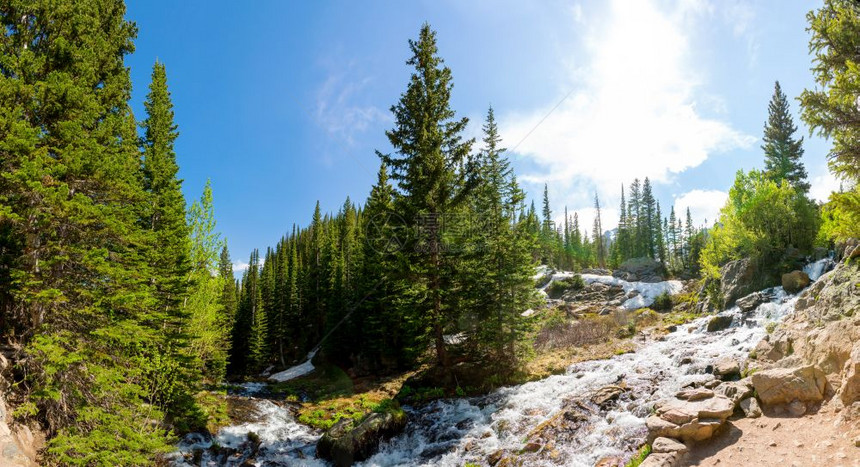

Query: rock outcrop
[646,391,734,442]
[754,259,860,406]
[316,407,407,466]
[720,258,759,308]
[750,365,827,406]
[613,257,665,283]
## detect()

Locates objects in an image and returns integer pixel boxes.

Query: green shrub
[651,292,673,311]
[546,275,585,298]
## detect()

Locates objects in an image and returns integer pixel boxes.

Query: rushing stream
[171,258,834,467]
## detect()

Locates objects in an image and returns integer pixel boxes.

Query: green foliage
[651,292,673,311]
[625,444,652,467]
[701,170,818,280]
[546,275,585,299]
[763,81,809,192]
[800,0,860,184]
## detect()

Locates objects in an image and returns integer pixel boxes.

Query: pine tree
[219,245,238,329]
[378,24,473,368]
[0,1,178,461]
[763,81,809,192]
[642,178,657,259]
[592,193,606,267]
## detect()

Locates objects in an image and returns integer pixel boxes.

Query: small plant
[765,322,777,334]
[455,386,466,397]
[625,444,652,467]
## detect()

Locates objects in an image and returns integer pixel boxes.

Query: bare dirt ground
[685,402,860,467]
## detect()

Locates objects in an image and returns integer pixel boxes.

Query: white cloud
[502,0,755,226]
[809,171,842,203]
[673,189,727,227]
[314,69,388,147]
[233,261,249,274]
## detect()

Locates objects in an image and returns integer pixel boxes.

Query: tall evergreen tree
[762,81,809,192]
[0,1,179,461]
[378,23,474,368]
[219,245,238,329]
[592,193,605,267]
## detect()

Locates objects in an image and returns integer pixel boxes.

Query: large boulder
[641,437,688,467]
[750,365,827,406]
[647,392,734,442]
[713,379,753,405]
[781,270,810,294]
[613,257,665,283]
[720,258,759,308]
[316,407,407,466]
[713,358,740,380]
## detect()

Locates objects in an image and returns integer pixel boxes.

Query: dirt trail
[686,402,860,467]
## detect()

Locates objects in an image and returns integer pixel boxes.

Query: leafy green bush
[701,170,818,281]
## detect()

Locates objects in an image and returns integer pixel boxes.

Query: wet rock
[781,270,810,294]
[736,291,770,313]
[521,442,542,453]
[720,258,760,308]
[487,449,506,466]
[739,397,762,418]
[591,385,627,408]
[706,315,733,333]
[751,365,827,406]
[713,358,740,380]
[316,406,407,466]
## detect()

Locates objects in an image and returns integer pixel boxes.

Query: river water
[170,259,833,467]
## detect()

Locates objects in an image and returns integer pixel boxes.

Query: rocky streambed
[170,259,837,467]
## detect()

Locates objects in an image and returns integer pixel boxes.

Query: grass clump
[625,444,652,467]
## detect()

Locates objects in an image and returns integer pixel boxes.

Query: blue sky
[125,0,837,272]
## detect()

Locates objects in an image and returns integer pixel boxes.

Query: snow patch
[268,350,317,382]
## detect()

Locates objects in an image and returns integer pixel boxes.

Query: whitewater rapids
[171,259,833,467]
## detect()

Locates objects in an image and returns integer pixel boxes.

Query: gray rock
[787,400,807,416]
[720,258,759,308]
[713,358,741,380]
[706,315,733,333]
[735,291,770,313]
[613,257,665,283]
[739,397,762,418]
[751,365,827,406]
[652,437,688,455]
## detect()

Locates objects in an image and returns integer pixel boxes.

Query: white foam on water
[173,260,827,466]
